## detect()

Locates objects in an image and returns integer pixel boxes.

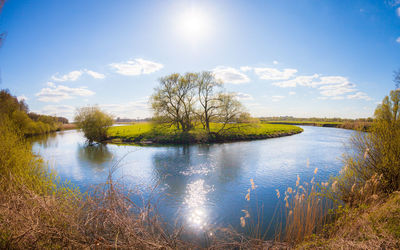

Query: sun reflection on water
[184,179,212,230]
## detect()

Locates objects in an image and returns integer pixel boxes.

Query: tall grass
[282,173,335,243]
[238,170,338,246]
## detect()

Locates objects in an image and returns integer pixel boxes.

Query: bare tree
[151,73,197,131]
[151,72,248,133]
[196,71,223,132]
[215,93,245,135]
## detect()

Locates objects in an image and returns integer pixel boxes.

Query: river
[31,126,354,239]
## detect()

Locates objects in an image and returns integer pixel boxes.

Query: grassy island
[107,122,303,145]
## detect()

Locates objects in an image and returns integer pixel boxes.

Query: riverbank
[262,120,372,131]
[298,192,400,249]
[106,122,303,145]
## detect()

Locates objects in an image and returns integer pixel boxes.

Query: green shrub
[337,89,400,204]
[75,106,113,144]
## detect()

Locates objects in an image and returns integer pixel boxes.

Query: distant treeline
[259,116,373,123]
[0,89,69,136]
[260,116,373,131]
[115,117,152,123]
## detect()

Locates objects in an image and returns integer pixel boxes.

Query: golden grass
[298,192,400,249]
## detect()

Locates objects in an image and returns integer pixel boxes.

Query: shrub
[337,89,400,204]
[75,106,113,144]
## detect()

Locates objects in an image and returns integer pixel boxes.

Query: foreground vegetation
[278,88,400,247]
[107,122,303,144]
[299,191,400,249]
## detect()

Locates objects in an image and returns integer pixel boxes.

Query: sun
[177,7,210,42]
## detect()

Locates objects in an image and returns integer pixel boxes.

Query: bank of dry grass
[298,192,400,249]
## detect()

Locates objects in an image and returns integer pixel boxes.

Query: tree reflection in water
[77,143,113,171]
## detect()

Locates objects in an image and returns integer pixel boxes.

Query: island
[106,122,303,145]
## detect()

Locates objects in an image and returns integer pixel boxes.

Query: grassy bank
[298,192,400,249]
[107,122,303,145]
[262,120,372,131]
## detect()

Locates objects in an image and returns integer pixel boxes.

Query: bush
[75,106,113,144]
[337,89,400,205]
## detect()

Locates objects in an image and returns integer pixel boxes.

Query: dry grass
[338,121,372,131]
[282,176,333,244]
[0,168,193,249]
[298,192,400,249]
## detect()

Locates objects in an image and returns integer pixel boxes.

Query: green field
[107,122,303,144]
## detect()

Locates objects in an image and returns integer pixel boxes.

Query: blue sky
[0,0,400,120]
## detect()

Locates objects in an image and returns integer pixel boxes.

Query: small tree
[75,106,113,144]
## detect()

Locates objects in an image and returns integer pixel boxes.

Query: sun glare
[177,8,210,42]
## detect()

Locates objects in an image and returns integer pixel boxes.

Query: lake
[31,126,354,239]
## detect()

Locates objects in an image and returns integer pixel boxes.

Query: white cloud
[240,66,252,72]
[212,66,250,84]
[396,37,400,43]
[273,60,279,65]
[36,84,95,102]
[235,92,253,100]
[254,67,297,80]
[41,105,75,119]
[318,82,356,97]
[273,73,361,100]
[47,82,55,87]
[317,76,349,85]
[110,58,164,76]
[271,95,285,102]
[17,95,28,101]
[51,69,106,82]
[273,74,319,87]
[85,69,105,79]
[347,91,372,101]
[315,76,357,98]
[289,91,296,95]
[51,70,83,82]
[397,7,400,16]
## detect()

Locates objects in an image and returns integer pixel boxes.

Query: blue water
[31,126,354,238]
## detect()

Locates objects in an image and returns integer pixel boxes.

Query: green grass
[107,122,303,144]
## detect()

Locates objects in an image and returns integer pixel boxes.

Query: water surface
[31,126,354,237]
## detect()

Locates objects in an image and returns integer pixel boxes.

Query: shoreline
[105,129,303,146]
